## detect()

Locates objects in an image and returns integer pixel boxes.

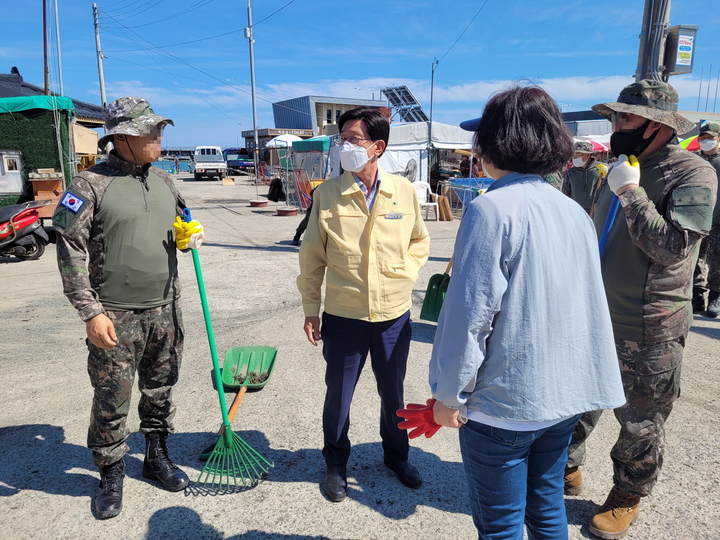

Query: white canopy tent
[377,121,474,183]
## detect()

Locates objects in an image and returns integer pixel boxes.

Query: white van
[193,146,227,181]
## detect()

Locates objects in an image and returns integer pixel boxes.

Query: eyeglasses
[338,135,372,146]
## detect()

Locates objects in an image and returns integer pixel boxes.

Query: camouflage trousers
[87,301,184,467]
[566,337,683,497]
[693,225,720,293]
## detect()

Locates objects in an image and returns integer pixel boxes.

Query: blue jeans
[459,415,580,540]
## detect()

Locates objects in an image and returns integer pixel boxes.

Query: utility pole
[43,0,49,95]
[53,0,64,95]
[245,0,260,197]
[635,0,671,82]
[428,59,438,184]
[92,3,107,107]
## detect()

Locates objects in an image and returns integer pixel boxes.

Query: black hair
[338,107,390,156]
[473,85,573,176]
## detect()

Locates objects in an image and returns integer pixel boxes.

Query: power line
[103,0,296,48]
[99,10,330,123]
[253,0,297,26]
[103,0,155,16]
[437,0,489,63]
[114,0,167,23]
[102,28,242,53]
[119,0,215,28]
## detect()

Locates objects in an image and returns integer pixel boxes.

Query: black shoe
[323,464,347,502]
[142,432,189,492]
[384,459,422,489]
[707,291,720,318]
[95,459,124,519]
[291,237,301,246]
[692,290,706,313]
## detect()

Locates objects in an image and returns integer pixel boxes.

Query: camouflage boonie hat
[592,79,695,135]
[98,97,173,148]
[573,140,594,154]
[700,122,720,136]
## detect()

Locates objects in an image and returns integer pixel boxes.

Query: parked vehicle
[193,146,227,180]
[0,200,51,261]
[222,147,254,175]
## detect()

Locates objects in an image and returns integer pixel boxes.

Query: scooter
[0,200,52,261]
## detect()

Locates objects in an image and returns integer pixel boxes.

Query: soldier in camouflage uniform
[562,140,602,212]
[53,97,204,519]
[563,81,716,540]
[692,122,720,317]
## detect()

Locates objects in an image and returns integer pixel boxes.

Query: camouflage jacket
[53,153,186,321]
[593,145,717,343]
[694,150,720,225]
[562,159,601,211]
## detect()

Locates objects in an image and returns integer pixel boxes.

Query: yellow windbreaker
[297,168,430,322]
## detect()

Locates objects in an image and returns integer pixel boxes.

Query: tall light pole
[92,3,107,107]
[245,0,260,198]
[53,0,64,95]
[428,59,438,183]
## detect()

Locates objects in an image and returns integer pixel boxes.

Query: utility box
[664,25,698,77]
[0,149,25,197]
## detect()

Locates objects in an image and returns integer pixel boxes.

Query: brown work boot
[564,466,584,496]
[589,486,641,539]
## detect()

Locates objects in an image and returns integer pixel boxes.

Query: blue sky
[3,1,720,147]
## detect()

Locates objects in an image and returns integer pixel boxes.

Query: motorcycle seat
[0,203,30,223]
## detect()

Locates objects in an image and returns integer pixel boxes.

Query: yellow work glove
[596,162,608,178]
[173,216,204,250]
[607,154,639,194]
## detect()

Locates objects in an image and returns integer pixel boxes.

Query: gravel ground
[0,172,718,539]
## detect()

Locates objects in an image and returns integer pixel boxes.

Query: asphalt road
[0,172,718,539]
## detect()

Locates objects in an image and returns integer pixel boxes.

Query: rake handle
[216,386,247,436]
[184,208,232,428]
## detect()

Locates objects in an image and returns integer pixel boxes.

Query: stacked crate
[28,168,64,219]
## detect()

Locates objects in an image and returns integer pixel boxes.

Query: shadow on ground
[0,424,469,524]
[147,506,338,539]
[690,322,720,340]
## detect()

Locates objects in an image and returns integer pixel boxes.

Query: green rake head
[192,427,273,494]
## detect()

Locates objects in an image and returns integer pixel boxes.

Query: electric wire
[99,8,333,123]
[437,0,490,63]
[104,0,156,17]
[119,0,216,28]
[253,0,297,27]
[103,0,298,51]
[114,0,168,23]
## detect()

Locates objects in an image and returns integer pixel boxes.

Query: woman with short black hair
[424,86,626,539]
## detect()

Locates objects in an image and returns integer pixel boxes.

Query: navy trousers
[321,310,412,467]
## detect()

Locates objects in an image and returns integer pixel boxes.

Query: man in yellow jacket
[297,107,430,503]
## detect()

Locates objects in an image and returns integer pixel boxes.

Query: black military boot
[95,458,124,519]
[142,432,189,491]
[692,288,706,313]
[707,291,720,318]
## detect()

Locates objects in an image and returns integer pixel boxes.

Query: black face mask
[610,119,660,158]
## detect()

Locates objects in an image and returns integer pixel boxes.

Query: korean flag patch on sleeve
[60,192,85,213]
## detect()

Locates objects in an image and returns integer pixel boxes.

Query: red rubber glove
[396,399,442,439]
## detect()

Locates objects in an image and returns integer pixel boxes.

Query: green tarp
[292,136,330,153]
[0,95,75,118]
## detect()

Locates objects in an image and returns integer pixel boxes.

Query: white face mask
[572,156,586,167]
[699,138,718,152]
[481,159,494,180]
[339,141,377,173]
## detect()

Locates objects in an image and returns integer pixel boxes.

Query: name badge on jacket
[385,212,403,219]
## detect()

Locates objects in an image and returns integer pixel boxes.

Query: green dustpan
[420,259,453,323]
[221,346,277,390]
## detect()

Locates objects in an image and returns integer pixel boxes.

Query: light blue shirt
[429,173,625,423]
[353,171,381,211]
